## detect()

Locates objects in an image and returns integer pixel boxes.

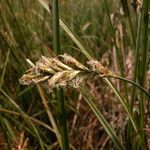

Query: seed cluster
[19,54,116,92]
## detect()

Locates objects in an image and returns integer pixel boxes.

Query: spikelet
[47,70,80,89]
[19,66,50,85]
[87,60,116,77]
[69,76,85,88]
[19,67,38,85]
[37,56,62,72]
[19,53,116,92]
[58,53,89,71]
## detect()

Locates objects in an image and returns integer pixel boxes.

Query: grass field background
[0,0,150,149]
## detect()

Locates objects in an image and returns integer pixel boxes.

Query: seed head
[19,54,116,92]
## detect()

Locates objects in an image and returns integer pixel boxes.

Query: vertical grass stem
[52,0,69,149]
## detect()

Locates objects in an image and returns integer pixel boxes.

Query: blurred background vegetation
[0,0,150,149]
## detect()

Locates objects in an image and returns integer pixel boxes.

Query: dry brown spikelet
[87,60,116,77]
[58,53,89,71]
[19,53,115,92]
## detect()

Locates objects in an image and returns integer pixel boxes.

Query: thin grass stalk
[0,107,55,132]
[0,5,16,44]
[0,106,73,149]
[0,31,25,70]
[30,123,45,150]
[105,78,138,133]
[6,114,38,138]
[0,107,54,131]
[141,0,149,87]
[103,0,129,104]
[127,4,144,148]
[1,107,50,148]
[6,0,27,49]
[3,119,15,140]
[130,2,143,112]
[80,87,124,150]
[19,0,28,27]
[18,85,34,96]
[37,0,93,60]
[103,0,124,76]
[52,0,69,150]
[0,89,45,149]
[42,9,47,39]
[115,76,150,98]
[0,118,12,150]
[120,0,136,48]
[0,49,10,88]
[0,103,15,150]
[37,85,62,147]
[139,0,149,148]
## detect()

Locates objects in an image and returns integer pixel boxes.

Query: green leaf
[79,86,124,150]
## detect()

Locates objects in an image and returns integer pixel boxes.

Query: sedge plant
[0,0,150,149]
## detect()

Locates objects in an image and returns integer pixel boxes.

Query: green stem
[120,0,136,48]
[6,0,27,49]
[80,87,124,150]
[115,76,150,99]
[127,5,143,149]
[0,89,45,149]
[52,0,69,150]
[139,0,149,148]
[0,49,10,88]
[130,2,143,113]
[103,0,129,104]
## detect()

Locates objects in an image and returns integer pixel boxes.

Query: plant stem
[130,2,143,113]
[120,0,136,48]
[103,0,129,105]
[80,87,124,150]
[6,0,27,49]
[139,0,149,148]
[115,76,150,99]
[52,0,69,150]
[127,5,143,149]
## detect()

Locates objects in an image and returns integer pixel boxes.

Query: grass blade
[79,86,124,150]
[0,88,46,149]
[37,85,62,148]
[37,0,93,60]
[139,0,149,148]
[52,0,69,149]
[105,78,138,133]
[0,49,10,88]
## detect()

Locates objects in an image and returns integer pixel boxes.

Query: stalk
[126,4,143,149]
[115,76,150,98]
[6,0,27,49]
[0,89,45,149]
[120,0,136,48]
[0,49,10,88]
[103,0,129,104]
[52,1,69,150]
[130,2,143,114]
[139,0,149,148]
[80,87,124,150]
